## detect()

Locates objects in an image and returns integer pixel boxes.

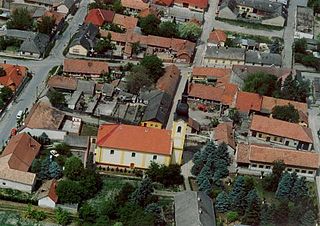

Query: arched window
[177,126,182,133]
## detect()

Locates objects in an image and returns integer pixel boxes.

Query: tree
[272,104,299,123]
[132,41,141,55]
[31,159,42,173]
[159,21,178,38]
[54,142,71,156]
[242,189,261,225]
[7,8,33,30]
[229,176,247,213]
[126,65,153,94]
[49,161,62,179]
[226,211,239,223]
[198,177,212,194]
[115,182,135,206]
[47,89,66,108]
[39,156,51,180]
[262,160,286,192]
[95,34,115,54]
[276,172,296,201]
[56,179,82,203]
[130,178,154,207]
[281,75,310,102]
[294,38,307,53]
[0,86,13,102]
[139,14,160,35]
[99,200,118,221]
[63,156,84,181]
[79,168,102,200]
[215,191,231,213]
[228,108,241,125]
[290,176,309,203]
[178,22,202,42]
[146,162,183,187]
[118,203,155,226]
[243,72,278,96]
[191,151,204,176]
[145,203,164,225]
[38,16,55,35]
[55,207,71,226]
[272,201,289,225]
[79,202,97,223]
[113,0,123,13]
[260,204,273,225]
[213,159,229,181]
[196,164,212,190]
[300,210,316,226]
[140,55,164,82]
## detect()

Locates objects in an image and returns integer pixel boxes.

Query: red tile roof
[49,180,58,203]
[121,0,149,10]
[192,67,231,78]
[47,76,78,91]
[97,124,172,155]
[174,0,208,9]
[113,14,138,30]
[250,115,313,143]
[189,83,224,102]
[221,83,238,106]
[156,65,181,97]
[64,59,109,75]
[139,6,160,18]
[214,122,236,149]
[154,0,174,6]
[84,9,115,27]
[236,143,319,169]
[235,91,262,113]
[261,96,308,115]
[2,133,41,172]
[0,63,27,92]
[208,30,227,44]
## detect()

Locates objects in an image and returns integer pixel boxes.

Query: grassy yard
[5,46,19,52]
[80,123,98,136]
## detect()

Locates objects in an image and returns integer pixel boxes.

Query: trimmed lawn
[80,123,98,136]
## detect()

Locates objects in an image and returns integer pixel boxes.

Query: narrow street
[308,107,320,152]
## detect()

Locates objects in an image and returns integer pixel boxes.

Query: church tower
[171,81,189,165]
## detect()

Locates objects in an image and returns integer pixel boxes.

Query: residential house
[0,63,28,93]
[204,46,246,67]
[157,5,204,24]
[84,9,115,27]
[69,23,98,56]
[139,6,161,19]
[121,0,149,15]
[20,101,82,140]
[24,0,57,8]
[47,76,78,92]
[213,122,236,153]
[174,191,216,226]
[235,91,262,114]
[53,0,78,15]
[0,133,41,193]
[173,0,209,12]
[112,14,138,30]
[192,67,231,84]
[39,11,66,33]
[156,64,181,97]
[294,6,314,39]
[208,30,227,47]
[140,90,173,129]
[37,180,58,208]
[154,0,174,6]
[245,51,282,67]
[218,0,287,27]
[250,115,313,150]
[95,124,182,169]
[234,38,257,50]
[63,59,109,78]
[236,143,319,178]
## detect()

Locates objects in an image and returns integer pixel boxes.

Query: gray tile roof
[20,32,50,55]
[64,134,89,148]
[245,51,282,66]
[205,46,246,61]
[70,23,98,51]
[4,29,34,40]
[76,80,96,95]
[174,191,216,226]
[141,90,172,125]
[102,83,114,97]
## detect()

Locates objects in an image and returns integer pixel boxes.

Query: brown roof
[214,122,236,149]
[192,67,231,78]
[47,76,77,91]
[0,63,28,92]
[154,0,174,6]
[41,11,65,25]
[261,96,308,115]
[97,124,172,155]
[236,143,319,169]
[188,117,200,131]
[2,133,41,172]
[24,101,65,130]
[139,6,160,18]
[121,0,149,10]
[63,59,109,75]
[235,91,262,113]
[174,0,208,9]
[208,30,227,44]
[189,83,224,102]
[156,65,181,97]
[250,115,313,143]
[221,83,238,106]
[113,14,138,30]
[38,179,58,203]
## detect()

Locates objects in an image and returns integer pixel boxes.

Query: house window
[266,166,271,169]
[2,182,5,185]
[280,137,283,142]
[252,164,257,167]
[258,133,262,138]
[110,150,114,155]
[285,141,289,146]
[252,131,257,137]
[153,155,157,160]
[301,170,306,173]
[177,126,182,133]
[131,152,136,157]
[295,169,300,173]
[266,137,270,142]
[273,137,277,141]
[287,168,292,172]
[308,171,314,174]
[258,165,264,168]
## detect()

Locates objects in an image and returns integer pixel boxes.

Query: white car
[16,110,23,120]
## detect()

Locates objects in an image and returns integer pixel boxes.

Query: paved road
[0,0,89,147]
[308,107,320,152]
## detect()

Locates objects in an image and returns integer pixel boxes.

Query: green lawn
[5,46,19,52]
[80,123,98,136]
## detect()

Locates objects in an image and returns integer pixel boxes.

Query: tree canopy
[243,72,279,96]
[63,156,84,181]
[272,104,300,123]
[178,22,202,42]
[126,65,153,94]
[38,16,55,35]
[47,89,66,108]
[139,14,160,36]
[140,55,164,82]
[7,8,33,30]
[159,21,178,38]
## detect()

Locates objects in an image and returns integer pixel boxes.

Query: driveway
[0,0,89,147]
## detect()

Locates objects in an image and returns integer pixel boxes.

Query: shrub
[226,211,239,223]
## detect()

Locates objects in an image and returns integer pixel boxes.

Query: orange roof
[84,9,114,27]
[261,96,308,115]
[154,0,174,6]
[49,180,58,203]
[40,11,65,25]
[97,124,172,155]
[64,59,109,75]
[214,122,236,149]
[174,0,208,9]
[156,65,181,97]
[192,67,231,78]
[250,115,313,143]
[221,83,238,106]
[113,14,138,30]
[208,30,227,44]
[47,76,78,91]
[139,6,160,18]
[2,133,41,172]
[236,143,319,169]
[121,0,149,10]
[235,91,262,113]
[189,83,224,102]
[0,63,27,92]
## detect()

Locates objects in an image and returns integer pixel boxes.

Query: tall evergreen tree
[276,172,295,200]
[49,161,62,179]
[229,176,247,213]
[215,191,231,213]
[39,156,51,180]
[130,178,154,207]
[300,210,316,226]
[272,201,289,225]
[242,189,261,226]
[260,204,273,226]
[198,177,212,194]
[290,176,309,203]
